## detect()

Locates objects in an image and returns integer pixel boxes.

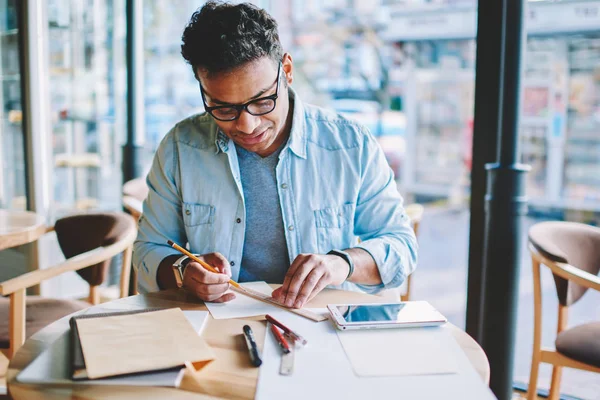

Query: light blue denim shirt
[133,89,417,294]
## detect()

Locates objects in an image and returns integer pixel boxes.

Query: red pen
[270,324,291,354]
[266,314,308,346]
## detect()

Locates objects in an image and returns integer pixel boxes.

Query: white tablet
[327,301,447,330]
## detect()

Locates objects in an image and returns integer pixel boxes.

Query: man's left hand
[272,253,350,309]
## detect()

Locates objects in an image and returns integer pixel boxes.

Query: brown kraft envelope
[76,308,215,379]
[178,318,267,399]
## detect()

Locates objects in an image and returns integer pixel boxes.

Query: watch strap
[327,249,354,280]
[172,254,197,288]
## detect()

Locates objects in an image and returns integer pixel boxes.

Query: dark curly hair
[181,1,283,78]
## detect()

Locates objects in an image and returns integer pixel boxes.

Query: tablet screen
[334,302,446,325]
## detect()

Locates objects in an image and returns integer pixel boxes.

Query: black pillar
[123,0,145,182]
[466,0,504,343]
[479,0,530,399]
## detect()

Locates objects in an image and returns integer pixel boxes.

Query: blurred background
[0,0,599,398]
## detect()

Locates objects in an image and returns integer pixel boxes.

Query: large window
[47,0,126,218]
[143,0,204,156]
[0,0,25,210]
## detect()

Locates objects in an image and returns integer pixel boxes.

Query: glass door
[47,0,126,217]
[0,0,26,210]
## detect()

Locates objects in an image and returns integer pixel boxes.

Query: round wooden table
[7,287,490,399]
[0,209,46,251]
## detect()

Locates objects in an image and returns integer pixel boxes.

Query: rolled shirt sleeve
[132,132,186,293]
[353,130,418,293]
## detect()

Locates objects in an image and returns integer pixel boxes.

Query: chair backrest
[405,203,424,236]
[529,221,600,306]
[123,177,149,202]
[54,212,137,287]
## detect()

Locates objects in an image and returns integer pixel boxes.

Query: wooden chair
[122,177,148,295]
[122,177,148,222]
[401,203,424,302]
[527,221,600,400]
[0,212,137,358]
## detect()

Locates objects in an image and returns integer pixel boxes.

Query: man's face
[198,56,292,157]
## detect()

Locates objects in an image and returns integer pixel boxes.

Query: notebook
[69,308,162,380]
[18,310,211,387]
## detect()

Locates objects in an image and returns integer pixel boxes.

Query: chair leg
[88,285,100,305]
[526,355,541,400]
[548,365,563,400]
[9,289,26,358]
[130,268,138,296]
[527,255,543,400]
[548,304,567,400]
[119,246,133,298]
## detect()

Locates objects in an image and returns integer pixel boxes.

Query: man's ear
[282,53,294,86]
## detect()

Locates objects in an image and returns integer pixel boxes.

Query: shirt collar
[212,87,307,159]
[286,87,307,159]
[214,130,229,154]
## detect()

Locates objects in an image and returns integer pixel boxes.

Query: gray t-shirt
[236,142,290,283]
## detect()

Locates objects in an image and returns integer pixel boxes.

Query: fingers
[283,256,324,308]
[186,261,230,285]
[271,287,283,300]
[293,268,325,308]
[203,252,231,276]
[274,254,306,303]
[306,277,329,303]
[211,292,236,303]
[183,254,233,302]
[189,287,232,302]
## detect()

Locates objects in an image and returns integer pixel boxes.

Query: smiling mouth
[239,128,269,144]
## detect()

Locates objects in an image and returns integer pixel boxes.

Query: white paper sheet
[336,326,459,376]
[255,309,495,400]
[205,281,281,319]
[17,310,210,387]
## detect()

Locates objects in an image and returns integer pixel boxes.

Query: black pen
[242,325,262,367]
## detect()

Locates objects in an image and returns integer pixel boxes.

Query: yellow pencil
[167,240,242,289]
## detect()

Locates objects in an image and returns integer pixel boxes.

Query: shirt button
[236,218,241,223]
[185,209,191,215]
[281,183,288,189]
[288,225,294,231]
[230,261,235,266]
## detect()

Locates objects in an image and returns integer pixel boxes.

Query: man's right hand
[182,252,236,303]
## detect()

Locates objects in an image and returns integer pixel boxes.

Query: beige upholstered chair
[527,221,600,400]
[401,203,424,302]
[0,212,137,358]
[122,177,148,222]
[122,177,149,295]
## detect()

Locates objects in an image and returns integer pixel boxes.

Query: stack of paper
[205,281,278,319]
[255,309,496,400]
[74,308,214,380]
[17,310,211,388]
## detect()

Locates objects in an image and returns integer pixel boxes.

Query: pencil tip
[167,240,174,246]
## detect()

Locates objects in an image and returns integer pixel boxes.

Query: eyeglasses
[200,63,282,122]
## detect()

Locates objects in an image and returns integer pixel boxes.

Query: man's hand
[183,252,236,303]
[272,253,350,309]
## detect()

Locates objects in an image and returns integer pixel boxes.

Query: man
[133,1,417,309]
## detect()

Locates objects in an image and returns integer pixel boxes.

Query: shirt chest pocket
[182,203,216,253]
[182,203,215,226]
[314,203,354,254]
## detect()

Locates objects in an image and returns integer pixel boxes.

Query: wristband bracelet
[327,249,354,280]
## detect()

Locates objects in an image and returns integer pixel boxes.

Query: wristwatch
[327,249,354,280]
[172,255,196,288]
